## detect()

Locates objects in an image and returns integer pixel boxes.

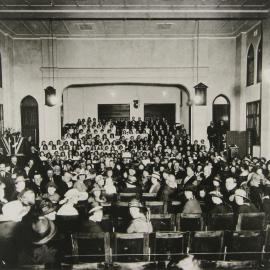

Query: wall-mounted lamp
[194,82,208,106]
[45,86,58,107]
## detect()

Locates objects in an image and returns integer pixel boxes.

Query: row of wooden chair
[51,226,270,264]
[57,212,267,233]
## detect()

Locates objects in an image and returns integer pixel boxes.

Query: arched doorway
[20,96,39,145]
[213,95,230,131]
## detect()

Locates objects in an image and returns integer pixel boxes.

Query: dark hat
[184,185,197,193]
[46,182,57,189]
[31,217,57,245]
[89,168,97,174]
[39,199,57,216]
[213,174,222,183]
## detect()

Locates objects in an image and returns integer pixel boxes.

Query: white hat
[64,188,88,201]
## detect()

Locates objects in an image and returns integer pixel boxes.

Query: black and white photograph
[0,1,270,269]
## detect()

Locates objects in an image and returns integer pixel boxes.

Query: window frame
[246,44,255,87]
[246,100,261,146]
[257,40,262,83]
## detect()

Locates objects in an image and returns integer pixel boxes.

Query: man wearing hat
[209,191,232,214]
[127,199,153,233]
[16,216,58,266]
[231,189,258,214]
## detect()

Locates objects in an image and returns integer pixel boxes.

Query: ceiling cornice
[0,6,268,20]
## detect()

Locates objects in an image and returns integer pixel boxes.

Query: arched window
[0,53,2,88]
[247,44,255,86]
[257,40,262,83]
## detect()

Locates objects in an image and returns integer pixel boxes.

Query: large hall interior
[0,1,270,269]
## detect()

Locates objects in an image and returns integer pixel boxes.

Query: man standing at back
[207,121,217,149]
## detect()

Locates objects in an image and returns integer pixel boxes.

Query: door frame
[20,95,39,145]
[212,94,231,130]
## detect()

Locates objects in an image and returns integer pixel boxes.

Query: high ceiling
[0,0,267,38]
[0,19,260,38]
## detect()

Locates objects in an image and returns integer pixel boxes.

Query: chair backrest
[264,225,270,261]
[236,212,266,231]
[55,215,80,233]
[167,201,182,214]
[71,232,110,263]
[189,231,224,260]
[114,215,133,233]
[112,233,150,262]
[208,213,235,231]
[150,214,175,232]
[176,213,204,231]
[153,232,186,262]
[49,233,73,264]
[100,215,114,232]
[146,201,166,214]
[142,193,158,201]
[119,193,137,202]
[112,201,130,219]
[226,230,264,261]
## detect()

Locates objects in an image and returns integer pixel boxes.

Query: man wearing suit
[207,121,217,149]
[9,155,20,175]
[0,163,15,201]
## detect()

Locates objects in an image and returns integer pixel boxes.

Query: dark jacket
[80,220,103,234]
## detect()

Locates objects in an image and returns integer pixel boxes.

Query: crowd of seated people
[0,116,270,267]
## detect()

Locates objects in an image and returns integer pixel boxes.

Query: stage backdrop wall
[63,85,188,128]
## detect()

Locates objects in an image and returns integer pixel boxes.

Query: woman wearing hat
[73,172,88,192]
[57,189,80,216]
[182,186,202,214]
[127,199,153,234]
[148,171,161,194]
[38,199,57,221]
